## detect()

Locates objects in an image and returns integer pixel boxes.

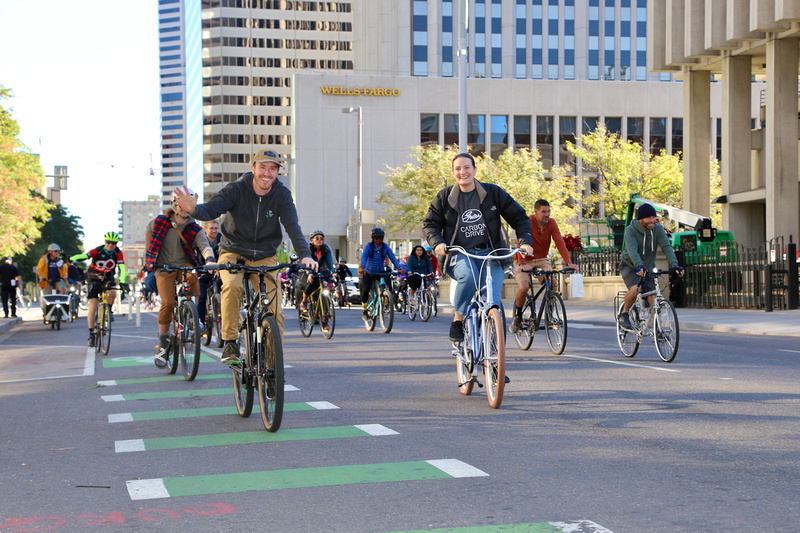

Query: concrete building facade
[648,0,800,247]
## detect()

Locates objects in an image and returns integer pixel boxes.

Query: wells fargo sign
[321,86,401,96]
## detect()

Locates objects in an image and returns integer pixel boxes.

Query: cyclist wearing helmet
[172,149,317,365]
[333,257,352,305]
[37,244,68,295]
[424,246,440,277]
[358,227,401,319]
[297,230,334,312]
[145,187,216,364]
[70,232,128,347]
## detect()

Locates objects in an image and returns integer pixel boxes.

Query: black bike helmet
[309,229,324,239]
[371,227,385,239]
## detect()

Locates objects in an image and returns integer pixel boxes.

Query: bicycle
[392,272,406,314]
[513,267,574,354]
[15,287,31,311]
[405,272,434,322]
[152,265,202,381]
[206,260,288,432]
[281,267,298,308]
[363,271,395,333]
[614,268,680,363]
[333,272,351,308]
[67,284,81,321]
[202,272,223,348]
[447,246,515,409]
[298,270,336,339]
[91,282,118,355]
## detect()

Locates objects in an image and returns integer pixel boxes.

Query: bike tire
[432,289,438,317]
[544,292,568,355]
[179,301,201,381]
[202,293,212,347]
[233,311,254,417]
[100,303,112,356]
[514,299,534,351]
[457,318,474,396]
[407,293,417,321]
[419,291,432,322]
[616,303,640,357]
[258,316,284,432]
[165,334,179,375]
[55,308,61,330]
[654,299,679,363]
[484,308,506,409]
[380,288,394,333]
[320,292,335,339]
[299,301,313,337]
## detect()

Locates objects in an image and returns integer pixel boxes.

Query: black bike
[153,265,202,381]
[202,272,222,348]
[206,261,288,432]
[513,267,574,355]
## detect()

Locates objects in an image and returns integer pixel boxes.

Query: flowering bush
[563,234,583,252]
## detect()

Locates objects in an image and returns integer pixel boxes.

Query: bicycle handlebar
[202,261,293,275]
[445,246,519,261]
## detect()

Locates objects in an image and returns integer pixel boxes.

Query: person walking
[0,257,22,318]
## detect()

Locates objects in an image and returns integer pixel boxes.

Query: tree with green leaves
[15,204,85,283]
[0,85,51,258]
[377,145,580,243]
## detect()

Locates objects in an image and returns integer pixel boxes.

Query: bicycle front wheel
[407,293,417,321]
[320,292,335,339]
[179,301,201,381]
[514,299,534,351]
[484,308,506,409]
[211,293,222,347]
[419,291,432,322]
[379,288,394,333]
[258,316,284,432]
[233,311,254,417]
[456,318,474,396]
[654,299,679,363]
[616,303,639,357]
[99,303,112,355]
[298,301,313,337]
[544,292,568,355]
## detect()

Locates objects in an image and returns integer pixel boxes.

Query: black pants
[1,286,15,316]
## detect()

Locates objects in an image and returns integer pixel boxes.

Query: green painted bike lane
[126,459,487,500]
[107,401,337,422]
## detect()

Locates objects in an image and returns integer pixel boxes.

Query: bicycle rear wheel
[407,293,417,321]
[258,316,284,432]
[544,292,568,355]
[616,303,639,357]
[202,293,212,347]
[419,291,432,322]
[320,292,335,339]
[233,311,254,417]
[654,299,679,363]
[179,301,201,381]
[484,308,506,409]
[99,303,112,355]
[514,299,534,351]
[456,318,474,396]
[380,288,394,333]
[211,293,222,347]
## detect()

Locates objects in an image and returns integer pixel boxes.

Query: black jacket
[422,180,532,258]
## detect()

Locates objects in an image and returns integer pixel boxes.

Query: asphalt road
[0,304,798,532]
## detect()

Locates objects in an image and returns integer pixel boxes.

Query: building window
[468,115,486,157]
[583,116,599,135]
[649,117,666,155]
[514,116,532,151]
[536,115,554,169]
[672,117,683,156]
[490,115,508,158]
[605,117,622,136]
[559,116,577,167]
[442,0,454,77]
[421,114,439,146]
[444,114,459,147]
[627,117,644,145]
[413,0,428,76]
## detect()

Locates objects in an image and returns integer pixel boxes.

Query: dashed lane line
[108,401,338,423]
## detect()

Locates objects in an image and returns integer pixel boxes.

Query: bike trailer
[41,293,70,322]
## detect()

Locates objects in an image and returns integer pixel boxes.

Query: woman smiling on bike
[423,153,533,342]
[406,244,432,299]
[146,187,216,364]
[297,230,334,312]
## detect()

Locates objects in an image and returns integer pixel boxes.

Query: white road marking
[108,413,133,423]
[354,424,398,436]
[116,439,145,453]
[101,394,125,402]
[427,459,488,478]
[126,478,169,500]
[562,354,680,372]
[307,401,339,410]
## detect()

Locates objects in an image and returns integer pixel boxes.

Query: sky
[0,0,162,252]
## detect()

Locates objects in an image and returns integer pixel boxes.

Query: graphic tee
[455,189,489,249]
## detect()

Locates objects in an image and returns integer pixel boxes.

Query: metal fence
[575,238,799,310]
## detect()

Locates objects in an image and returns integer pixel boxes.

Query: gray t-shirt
[455,189,490,249]
[147,216,212,267]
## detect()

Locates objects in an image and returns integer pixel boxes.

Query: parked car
[344,264,361,304]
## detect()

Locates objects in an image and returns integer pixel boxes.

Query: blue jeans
[446,248,504,317]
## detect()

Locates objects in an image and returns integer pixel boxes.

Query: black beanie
[637,203,656,220]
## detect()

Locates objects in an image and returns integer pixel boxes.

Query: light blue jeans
[446,248,504,317]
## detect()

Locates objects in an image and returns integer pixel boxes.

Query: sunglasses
[105,241,117,245]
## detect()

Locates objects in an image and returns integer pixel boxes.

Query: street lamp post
[342,106,363,259]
